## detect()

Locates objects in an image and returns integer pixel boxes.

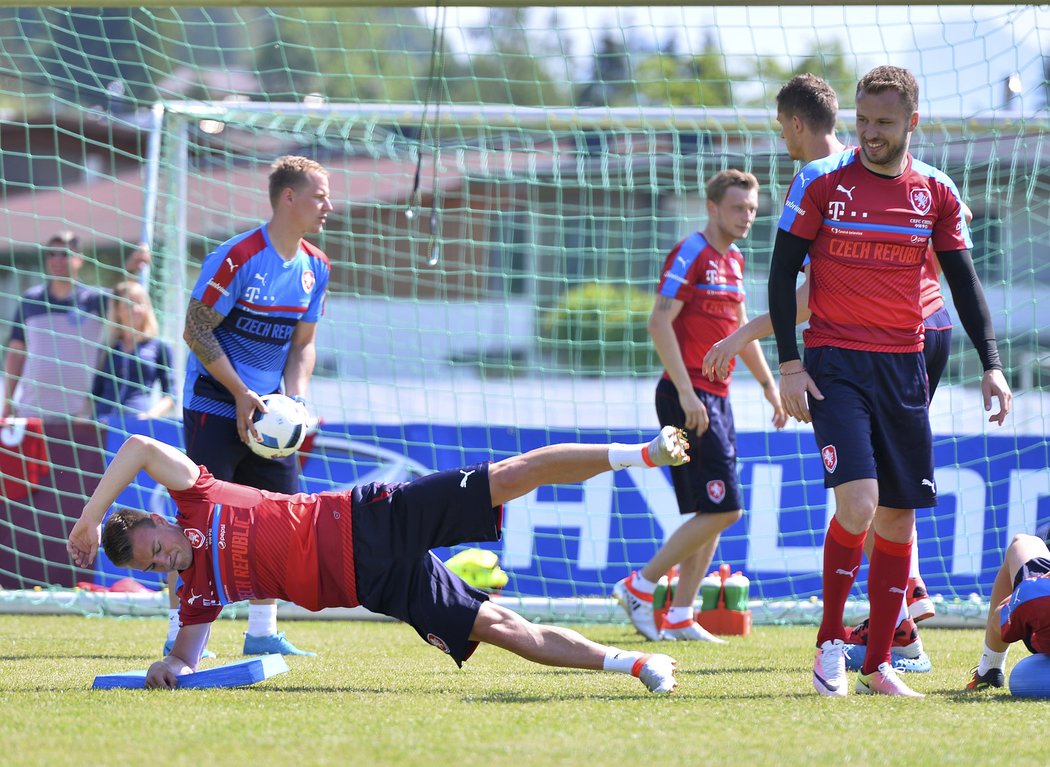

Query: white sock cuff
[977,644,1009,674]
[603,648,642,674]
[665,606,693,625]
[247,603,278,638]
[631,572,658,594]
[609,443,646,470]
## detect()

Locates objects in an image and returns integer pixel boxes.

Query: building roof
[0,154,459,253]
[0,141,568,254]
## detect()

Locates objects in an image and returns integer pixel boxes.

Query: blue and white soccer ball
[247,393,309,460]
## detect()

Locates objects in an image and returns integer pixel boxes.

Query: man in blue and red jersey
[165,155,333,658]
[966,533,1050,691]
[613,170,786,643]
[66,430,690,694]
[703,74,963,671]
[769,66,1012,697]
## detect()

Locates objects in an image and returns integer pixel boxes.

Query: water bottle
[724,571,750,612]
[700,571,722,611]
[652,574,672,610]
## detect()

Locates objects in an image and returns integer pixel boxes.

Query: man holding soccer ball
[67,429,689,694]
[166,155,333,658]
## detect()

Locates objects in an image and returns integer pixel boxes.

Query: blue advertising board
[97,420,1050,600]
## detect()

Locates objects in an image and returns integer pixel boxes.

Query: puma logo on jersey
[921,478,936,493]
[225,257,238,272]
[188,592,201,605]
[675,255,690,270]
[459,469,476,488]
[253,273,267,285]
[835,184,856,200]
[835,565,860,578]
[889,586,908,596]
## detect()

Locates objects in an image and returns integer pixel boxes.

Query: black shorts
[806,347,936,510]
[183,408,299,493]
[923,308,952,400]
[654,377,742,514]
[351,463,502,666]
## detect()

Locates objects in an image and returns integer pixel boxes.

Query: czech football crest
[301,270,315,293]
[427,633,451,654]
[706,479,726,503]
[909,188,932,216]
[821,445,838,474]
[183,528,206,549]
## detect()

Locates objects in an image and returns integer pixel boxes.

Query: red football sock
[817,516,866,645]
[862,533,912,675]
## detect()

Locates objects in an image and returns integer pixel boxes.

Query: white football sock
[665,606,693,625]
[608,442,651,470]
[630,572,658,595]
[603,648,644,674]
[247,602,278,638]
[977,644,1009,675]
[166,608,180,642]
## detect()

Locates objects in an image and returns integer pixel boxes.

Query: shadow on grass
[941,688,1048,703]
[463,689,816,703]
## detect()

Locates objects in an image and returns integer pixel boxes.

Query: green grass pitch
[1,614,1047,766]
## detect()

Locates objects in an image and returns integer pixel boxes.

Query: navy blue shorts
[805,347,936,510]
[655,377,742,514]
[183,409,299,493]
[923,307,953,400]
[351,463,501,666]
[1014,557,1050,588]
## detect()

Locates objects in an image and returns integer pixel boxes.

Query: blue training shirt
[183,225,330,418]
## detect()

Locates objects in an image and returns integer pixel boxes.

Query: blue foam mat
[1009,653,1050,698]
[92,653,289,689]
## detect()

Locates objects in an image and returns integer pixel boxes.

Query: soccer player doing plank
[67,429,690,693]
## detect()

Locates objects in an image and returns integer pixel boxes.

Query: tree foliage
[0,9,854,112]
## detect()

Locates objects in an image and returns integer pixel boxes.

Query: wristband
[779,368,806,376]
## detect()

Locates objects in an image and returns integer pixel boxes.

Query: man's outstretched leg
[488,426,689,507]
[469,601,678,694]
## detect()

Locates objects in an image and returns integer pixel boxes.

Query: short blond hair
[268,155,328,208]
[705,169,760,204]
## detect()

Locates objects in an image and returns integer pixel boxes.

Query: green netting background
[0,6,1048,625]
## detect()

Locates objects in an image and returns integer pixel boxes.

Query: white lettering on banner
[500,462,1050,576]
[624,466,687,544]
[503,474,615,570]
[1007,469,1050,545]
[746,463,835,573]
[938,468,987,576]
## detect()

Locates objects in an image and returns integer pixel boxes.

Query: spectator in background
[1,231,107,421]
[92,280,175,425]
[124,242,152,282]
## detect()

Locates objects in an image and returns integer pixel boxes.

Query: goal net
[1,5,1048,626]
